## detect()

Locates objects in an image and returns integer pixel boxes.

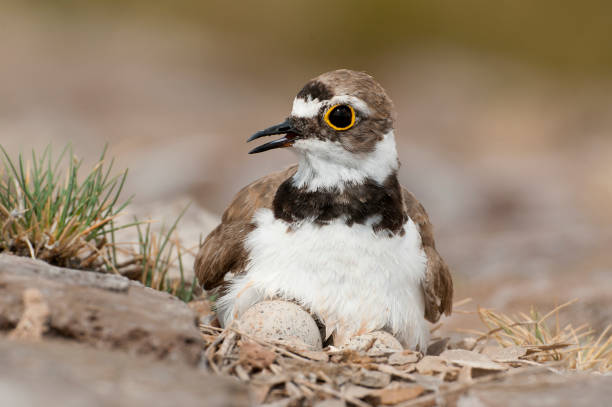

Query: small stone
[351,368,391,388]
[377,363,417,379]
[482,345,527,362]
[342,384,374,399]
[458,337,478,351]
[315,399,346,407]
[237,300,322,350]
[440,349,507,371]
[389,350,419,365]
[426,337,450,356]
[376,384,425,405]
[416,355,449,375]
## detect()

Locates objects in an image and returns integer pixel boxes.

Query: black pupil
[328,105,352,128]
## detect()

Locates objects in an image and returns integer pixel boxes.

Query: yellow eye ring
[324,104,355,131]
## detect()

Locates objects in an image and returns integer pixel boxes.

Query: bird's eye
[324,104,355,131]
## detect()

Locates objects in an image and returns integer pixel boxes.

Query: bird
[195,69,453,350]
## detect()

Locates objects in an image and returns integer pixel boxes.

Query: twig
[294,378,370,407]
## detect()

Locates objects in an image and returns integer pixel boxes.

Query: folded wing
[195,166,297,290]
[402,188,453,322]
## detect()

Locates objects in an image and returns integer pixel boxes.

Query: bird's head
[248,69,399,190]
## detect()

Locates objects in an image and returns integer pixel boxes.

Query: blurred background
[2,1,611,333]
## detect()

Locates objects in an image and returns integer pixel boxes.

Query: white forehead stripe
[329,95,371,116]
[291,95,371,119]
[291,97,322,118]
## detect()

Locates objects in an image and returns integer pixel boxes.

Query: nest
[200,324,571,406]
[198,299,611,406]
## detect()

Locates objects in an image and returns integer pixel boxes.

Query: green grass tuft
[0,144,197,302]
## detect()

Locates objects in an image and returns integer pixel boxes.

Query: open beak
[247,119,301,154]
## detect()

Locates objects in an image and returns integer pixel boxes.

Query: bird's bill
[247,119,301,154]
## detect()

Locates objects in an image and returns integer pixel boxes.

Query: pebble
[389,351,419,365]
[350,367,391,388]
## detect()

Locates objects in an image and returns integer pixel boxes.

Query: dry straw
[474,299,611,373]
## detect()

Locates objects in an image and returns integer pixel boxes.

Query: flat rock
[0,254,130,291]
[388,350,419,365]
[441,349,508,371]
[416,355,451,375]
[0,339,248,407]
[350,368,391,388]
[375,384,425,405]
[0,254,203,365]
[482,345,527,362]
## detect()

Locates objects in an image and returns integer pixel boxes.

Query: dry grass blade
[475,301,612,372]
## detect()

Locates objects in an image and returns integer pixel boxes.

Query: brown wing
[402,188,453,323]
[195,165,297,290]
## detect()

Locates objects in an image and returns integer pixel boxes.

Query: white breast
[216,209,429,350]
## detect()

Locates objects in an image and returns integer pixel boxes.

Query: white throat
[290,130,399,192]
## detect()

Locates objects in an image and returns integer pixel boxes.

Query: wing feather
[194,165,297,290]
[402,188,453,322]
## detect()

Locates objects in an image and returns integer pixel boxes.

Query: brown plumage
[195,166,295,292]
[195,165,453,323]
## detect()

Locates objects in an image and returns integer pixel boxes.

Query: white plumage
[292,130,400,191]
[217,208,430,350]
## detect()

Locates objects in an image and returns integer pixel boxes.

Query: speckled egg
[236,300,323,350]
[341,331,403,353]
